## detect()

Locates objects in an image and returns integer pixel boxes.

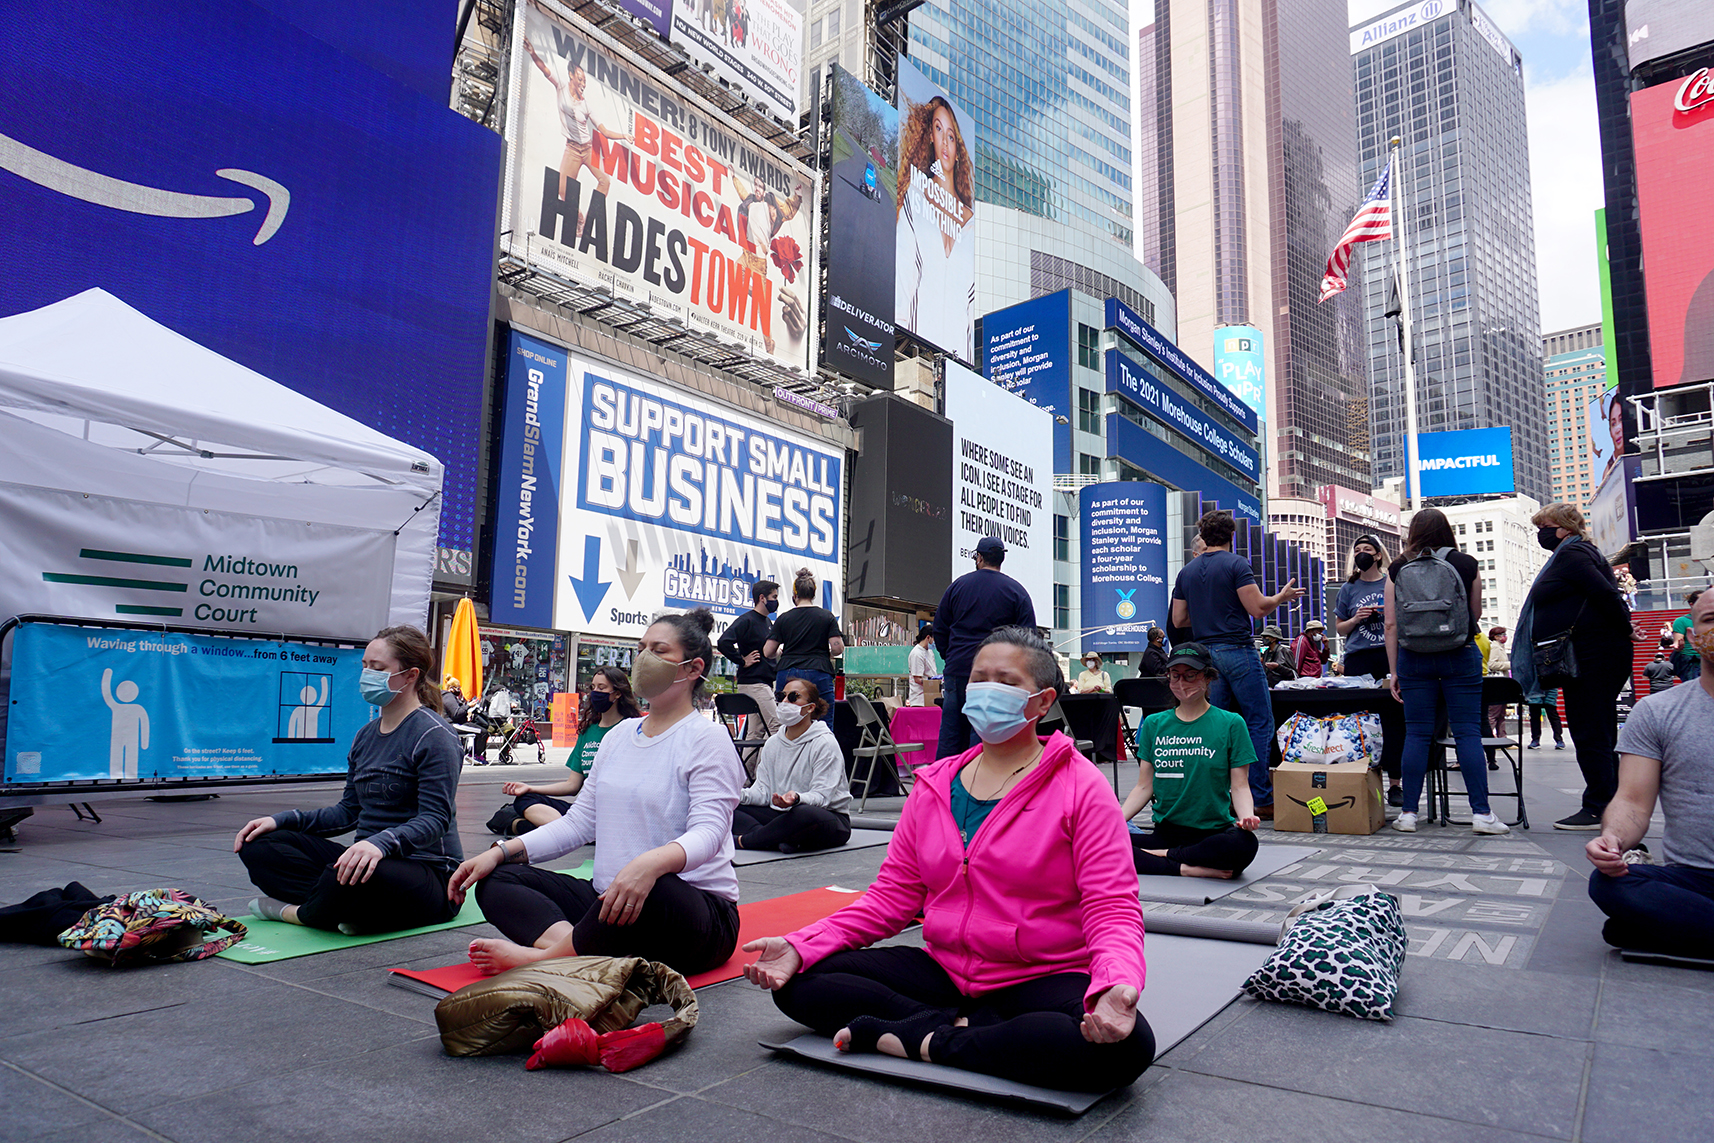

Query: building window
[827,8,840,37]
[1054,514,1070,562]
[1078,388,1101,434]
[1054,583,1071,631]
[810,18,822,47]
[1080,454,1102,477]
[1077,323,1101,369]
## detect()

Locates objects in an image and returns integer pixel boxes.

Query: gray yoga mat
[761,929,1273,1115]
[1134,843,1320,905]
[1620,948,1714,971]
[847,815,900,832]
[732,828,893,865]
[1142,911,1282,945]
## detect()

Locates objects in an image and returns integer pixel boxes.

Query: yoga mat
[1141,911,1281,946]
[760,931,1272,1116]
[217,861,593,964]
[847,815,900,832]
[1135,844,1320,905]
[1619,948,1714,971]
[388,883,866,996]
[732,828,893,865]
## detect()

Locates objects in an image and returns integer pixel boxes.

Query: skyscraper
[1351,0,1552,505]
[1542,323,1607,512]
[1135,0,1370,501]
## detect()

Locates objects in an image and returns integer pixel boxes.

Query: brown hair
[897,96,974,216]
[1401,508,1458,560]
[1531,501,1589,541]
[373,625,441,714]
[778,676,830,722]
[1197,509,1236,548]
[647,608,717,702]
[580,665,641,733]
[792,567,817,603]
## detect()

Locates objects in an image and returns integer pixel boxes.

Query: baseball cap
[975,536,1006,559]
[1165,643,1215,673]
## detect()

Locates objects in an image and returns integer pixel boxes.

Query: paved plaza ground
[1,745,1707,1143]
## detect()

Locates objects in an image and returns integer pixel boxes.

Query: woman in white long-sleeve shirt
[734,678,852,854]
[448,609,743,976]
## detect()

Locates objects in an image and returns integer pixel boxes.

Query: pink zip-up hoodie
[785,731,1146,1008]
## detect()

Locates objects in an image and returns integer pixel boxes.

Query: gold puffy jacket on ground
[435,955,699,1057]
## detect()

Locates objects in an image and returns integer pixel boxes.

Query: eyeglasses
[1166,670,1204,682]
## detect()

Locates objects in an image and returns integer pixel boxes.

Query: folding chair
[1113,676,1175,759]
[1428,676,1528,828]
[713,692,766,779]
[1041,697,1112,789]
[848,692,925,811]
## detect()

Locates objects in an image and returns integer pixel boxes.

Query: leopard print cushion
[1242,892,1406,1021]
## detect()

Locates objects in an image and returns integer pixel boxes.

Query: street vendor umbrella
[443,597,482,699]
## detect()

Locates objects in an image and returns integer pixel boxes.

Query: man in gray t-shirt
[1586,593,1714,957]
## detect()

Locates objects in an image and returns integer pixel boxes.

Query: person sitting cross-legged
[732,678,852,854]
[741,626,1154,1094]
[1120,643,1261,879]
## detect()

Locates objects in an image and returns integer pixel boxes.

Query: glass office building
[1542,325,1607,512]
[1352,0,1552,505]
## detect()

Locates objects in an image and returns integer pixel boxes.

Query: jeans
[1671,650,1701,682]
[1206,642,1276,805]
[936,671,973,760]
[1588,863,1714,957]
[1561,654,1630,816]
[775,668,836,730]
[1397,643,1492,816]
[1528,702,1563,744]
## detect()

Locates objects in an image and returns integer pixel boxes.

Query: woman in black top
[1383,509,1508,836]
[764,568,845,729]
[1516,502,1636,830]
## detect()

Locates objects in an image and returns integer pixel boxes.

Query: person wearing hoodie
[741,626,1153,1094]
[733,678,852,853]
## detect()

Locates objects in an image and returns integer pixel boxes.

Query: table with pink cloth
[889,703,943,763]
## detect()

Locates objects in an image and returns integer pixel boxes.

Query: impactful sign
[670,0,803,121]
[1214,325,1267,422]
[506,3,818,374]
[895,58,978,362]
[1105,414,1263,524]
[5,623,363,785]
[1409,427,1516,499]
[0,484,394,639]
[824,65,899,388]
[1350,0,1450,54]
[1633,77,1714,389]
[944,362,1054,621]
[982,291,1073,472]
[1106,298,1257,433]
[1079,483,1170,654]
[1106,353,1261,485]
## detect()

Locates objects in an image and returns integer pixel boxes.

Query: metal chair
[1114,676,1176,758]
[713,692,766,778]
[1428,676,1528,828]
[848,691,925,811]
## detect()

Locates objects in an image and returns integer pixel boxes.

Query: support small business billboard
[1408,427,1515,499]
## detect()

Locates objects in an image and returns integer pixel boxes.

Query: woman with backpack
[1383,509,1509,835]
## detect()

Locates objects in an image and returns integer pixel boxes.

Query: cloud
[1525,58,1605,332]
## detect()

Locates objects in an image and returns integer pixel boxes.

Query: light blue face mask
[962,680,1042,744]
[360,667,402,706]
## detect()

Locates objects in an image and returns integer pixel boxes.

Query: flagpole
[1391,136,1422,511]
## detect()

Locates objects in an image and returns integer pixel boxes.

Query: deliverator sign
[1409,427,1515,499]
[5,623,362,785]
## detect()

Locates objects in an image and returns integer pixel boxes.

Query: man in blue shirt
[932,536,1038,758]
[1170,510,1304,817]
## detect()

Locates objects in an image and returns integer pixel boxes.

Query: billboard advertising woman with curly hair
[895,59,977,362]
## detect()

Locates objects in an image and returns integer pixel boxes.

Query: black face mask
[1354,552,1376,571]
[1537,526,1564,552]
[586,690,614,714]
[765,598,779,613]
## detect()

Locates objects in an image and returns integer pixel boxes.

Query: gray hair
[977,626,1065,699]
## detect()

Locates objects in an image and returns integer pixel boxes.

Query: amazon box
[1273,761,1385,835]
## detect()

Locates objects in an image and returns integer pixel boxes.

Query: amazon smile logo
[0,131,289,244]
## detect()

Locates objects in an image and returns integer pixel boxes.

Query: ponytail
[374,625,442,714]
[793,567,817,602]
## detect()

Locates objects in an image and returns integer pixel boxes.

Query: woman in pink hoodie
[743,627,1153,1093]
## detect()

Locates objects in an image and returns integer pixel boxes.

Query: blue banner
[5,624,366,784]
[1106,353,1261,484]
[982,291,1073,472]
[490,332,568,630]
[1105,299,1258,434]
[1409,427,1516,498]
[1080,483,1169,653]
[1105,414,1263,524]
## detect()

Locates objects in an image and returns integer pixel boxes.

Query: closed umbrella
[443,597,482,700]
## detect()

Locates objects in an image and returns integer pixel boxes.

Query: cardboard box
[1272,761,1385,835]
[924,679,942,705]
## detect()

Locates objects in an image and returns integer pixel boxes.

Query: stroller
[470,709,546,765]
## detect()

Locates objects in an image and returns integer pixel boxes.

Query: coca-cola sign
[1676,68,1714,115]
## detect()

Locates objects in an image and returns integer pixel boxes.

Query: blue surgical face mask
[962,680,1042,744]
[360,667,402,706]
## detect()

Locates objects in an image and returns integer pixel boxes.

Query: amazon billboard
[0,0,502,555]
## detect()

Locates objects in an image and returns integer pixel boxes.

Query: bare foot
[1179,865,1236,880]
[468,937,548,975]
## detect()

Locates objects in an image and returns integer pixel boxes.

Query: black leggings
[474,865,739,975]
[773,945,1155,1093]
[1130,822,1259,877]
[733,804,851,853]
[513,792,572,817]
[238,830,456,934]
[1528,702,1563,742]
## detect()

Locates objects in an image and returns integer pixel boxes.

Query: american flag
[1318,166,1393,303]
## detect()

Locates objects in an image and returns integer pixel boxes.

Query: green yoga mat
[216,860,594,964]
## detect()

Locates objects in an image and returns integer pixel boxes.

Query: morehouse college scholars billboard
[505,3,819,375]
[490,329,843,639]
[1633,72,1714,389]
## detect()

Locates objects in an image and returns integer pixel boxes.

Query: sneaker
[1622,843,1651,865]
[1388,785,1404,808]
[1471,812,1510,836]
[1554,809,1603,830]
[1393,811,1418,833]
[1554,740,1566,750]
[1528,739,1541,749]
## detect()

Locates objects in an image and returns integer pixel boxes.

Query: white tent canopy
[0,289,442,638]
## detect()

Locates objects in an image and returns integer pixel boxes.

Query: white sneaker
[1393,812,1418,833]
[1471,812,1511,836]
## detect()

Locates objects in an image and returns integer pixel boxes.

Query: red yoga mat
[387,885,864,996]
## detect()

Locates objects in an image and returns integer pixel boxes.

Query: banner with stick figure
[4,623,365,785]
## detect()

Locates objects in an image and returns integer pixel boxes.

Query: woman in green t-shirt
[500,667,640,831]
[1118,643,1261,879]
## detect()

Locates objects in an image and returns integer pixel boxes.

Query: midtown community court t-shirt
[1140,705,1256,831]
[568,721,614,775]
